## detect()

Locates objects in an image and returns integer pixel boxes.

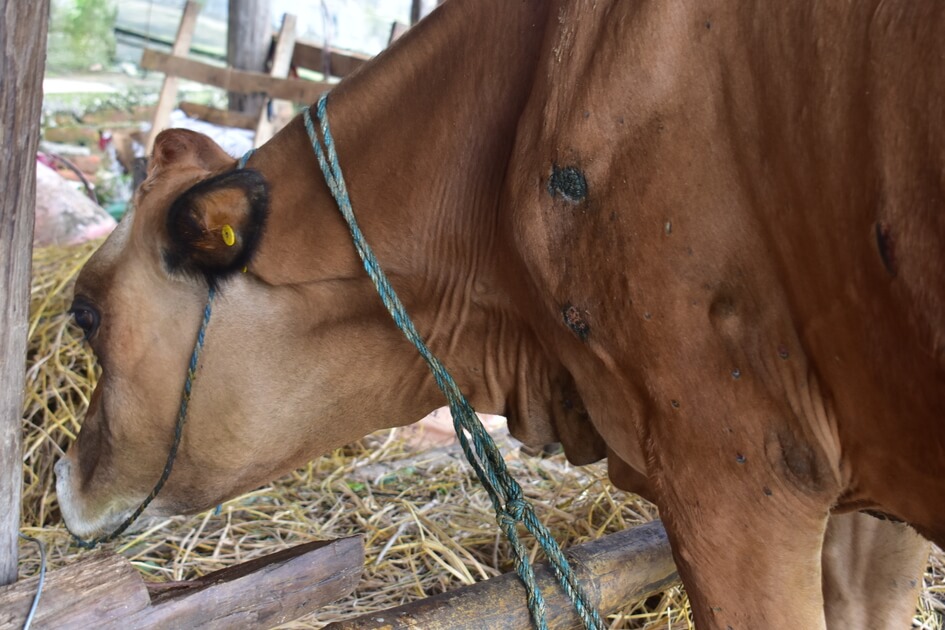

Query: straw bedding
[18,241,944,628]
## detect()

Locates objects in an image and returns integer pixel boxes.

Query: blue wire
[18,532,46,630]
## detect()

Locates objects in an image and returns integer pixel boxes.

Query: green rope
[300,93,605,630]
[70,286,217,549]
[68,151,255,550]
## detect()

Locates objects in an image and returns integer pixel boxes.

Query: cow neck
[246,0,555,418]
[253,0,549,285]
[300,96,604,629]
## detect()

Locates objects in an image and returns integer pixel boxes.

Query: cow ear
[148,128,235,176]
[164,169,269,282]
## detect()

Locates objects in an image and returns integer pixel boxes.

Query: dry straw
[18,241,944,629]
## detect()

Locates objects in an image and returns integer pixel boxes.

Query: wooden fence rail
[141,49,332,107]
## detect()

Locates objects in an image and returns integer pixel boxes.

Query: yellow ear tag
[221,224,236,247]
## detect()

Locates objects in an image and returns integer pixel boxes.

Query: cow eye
[69,300,100,339]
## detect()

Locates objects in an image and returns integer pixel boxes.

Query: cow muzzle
[54,455,134,539]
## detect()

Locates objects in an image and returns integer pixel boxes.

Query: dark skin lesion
[561,303,591,340]
[547,165,588,203]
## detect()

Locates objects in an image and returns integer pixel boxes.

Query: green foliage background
[47,0,118,73]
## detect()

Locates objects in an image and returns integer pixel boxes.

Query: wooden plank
[0,0,51,587]
[179,102,257,130]
[0,552,151,629]
[145,1,201,154]
[254,13,297,146]
[126,536,363,629]
[325,521,678,630]
[140,49,331,105]
[289,40,370,78]
[0,537,364,629]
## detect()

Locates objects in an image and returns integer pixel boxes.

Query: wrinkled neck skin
[246,0,572,452]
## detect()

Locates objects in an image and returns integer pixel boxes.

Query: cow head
[53,128,470,538]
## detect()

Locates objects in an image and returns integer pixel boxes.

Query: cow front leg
[644,409,842,629]
[657,491,830,629]
[822,511,929,629]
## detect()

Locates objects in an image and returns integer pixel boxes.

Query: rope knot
[505,496,529,522]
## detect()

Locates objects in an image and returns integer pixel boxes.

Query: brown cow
[55,1,943,627]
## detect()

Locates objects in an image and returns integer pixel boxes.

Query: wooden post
[227,0,272,115]
[326,521,679,630]
[0,0,51,587]
[146,1,201,154]
[410,0,422,25]
[389,22,410,45]
[254,13,297,147]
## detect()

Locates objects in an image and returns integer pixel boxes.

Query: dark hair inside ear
[164,169,269,284]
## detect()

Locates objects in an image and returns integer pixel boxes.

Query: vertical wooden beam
[253,13,297,147]
[146,1,201,154]
[0,0,51,587]
[389,22,410,46]
[227,0,272,115]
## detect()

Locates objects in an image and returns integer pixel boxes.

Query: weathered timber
[0,0,51,587]
[290,40,370,78]
[146,1,201,153]
[126,535,363,629]
[0,552,150,628]
[0,536,363,629]
[254,13,297,146]
[179,102,257,130]
[227,0,271,114]
[140,49,331,105]
[326,521,678,630]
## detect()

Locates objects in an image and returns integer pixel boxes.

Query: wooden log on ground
[0,0,51,587]
[140,49,331,105]
[0,536,363,629]
[290,40,370,78]
[127,535,363,629]
[146,1,201,154]
[326,521,677,630]
[0,552,150,628]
